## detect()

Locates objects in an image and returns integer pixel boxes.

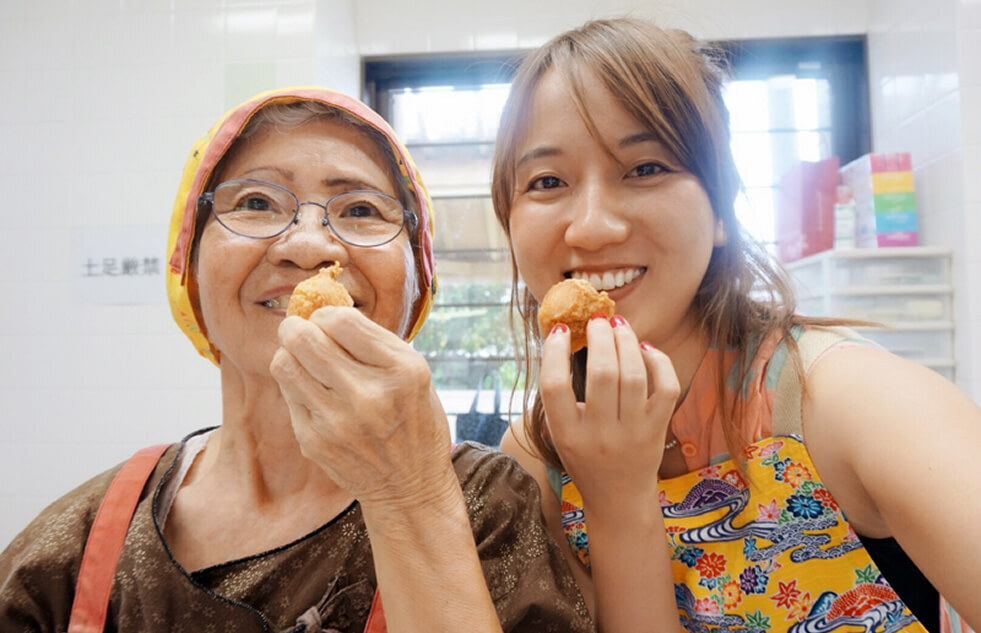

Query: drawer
[829,292,951,322]
[830,254,949,287]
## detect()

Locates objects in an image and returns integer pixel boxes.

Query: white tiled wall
[868,0,981,400]
[2,0,979,550]
[0,0,357,548]
[355,0,870,55]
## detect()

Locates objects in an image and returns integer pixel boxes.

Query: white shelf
[920,358,956,368]
[786,248,955,380]
[828,284,953,296]
[785,246,954,266]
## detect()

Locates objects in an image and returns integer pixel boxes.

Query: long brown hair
[492,18,841,468]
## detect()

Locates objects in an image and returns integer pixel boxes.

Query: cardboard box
[777,157,840,263]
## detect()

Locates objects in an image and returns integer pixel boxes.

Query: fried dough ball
[287,265,354,319]
[537,278,616,352]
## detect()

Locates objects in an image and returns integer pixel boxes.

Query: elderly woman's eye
[343,202,381,218]
[236,195,275,211]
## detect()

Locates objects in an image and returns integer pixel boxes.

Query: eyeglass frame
[196,178,419,248]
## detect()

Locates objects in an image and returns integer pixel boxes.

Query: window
[363,37,870,416]
[721,37,869,246]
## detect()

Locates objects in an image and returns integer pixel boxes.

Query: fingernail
[590,312,608,321]
[610,314,627,328]
[550,323,569,335]
[640,340,655,351]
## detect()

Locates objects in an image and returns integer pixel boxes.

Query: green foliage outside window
[412,280,524,390]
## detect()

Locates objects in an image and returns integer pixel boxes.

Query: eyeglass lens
[211,179,406,245]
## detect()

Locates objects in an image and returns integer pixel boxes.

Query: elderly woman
[0,87,593,633]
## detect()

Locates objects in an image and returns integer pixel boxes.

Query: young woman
[492,18,981,633]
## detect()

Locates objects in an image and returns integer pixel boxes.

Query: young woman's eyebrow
[516,146,561,170]
[619,131,661,148]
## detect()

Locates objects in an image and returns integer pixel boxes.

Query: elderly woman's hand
[271,306,456,507]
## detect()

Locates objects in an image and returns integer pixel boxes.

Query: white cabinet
[784,247,955,380]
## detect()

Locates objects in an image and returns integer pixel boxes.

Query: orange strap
[364,589,386,633]
[66,444,170,633]
[65,442,388,632]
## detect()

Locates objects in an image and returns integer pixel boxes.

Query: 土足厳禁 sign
[71,225,168,305]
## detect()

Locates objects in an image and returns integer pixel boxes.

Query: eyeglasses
[198,178,417,247]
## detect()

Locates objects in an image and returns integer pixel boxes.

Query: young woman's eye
[529,175,564,190]
[628,162,667,178]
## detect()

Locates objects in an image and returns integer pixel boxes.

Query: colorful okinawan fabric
[559,434,928,632]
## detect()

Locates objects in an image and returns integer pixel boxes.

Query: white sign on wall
[71,225,169,305]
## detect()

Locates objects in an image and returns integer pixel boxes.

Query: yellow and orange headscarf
[166,87,437,365]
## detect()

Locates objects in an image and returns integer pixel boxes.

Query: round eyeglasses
[198,179,417,247]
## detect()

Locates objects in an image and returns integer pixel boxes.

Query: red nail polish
[610,314,627,328]
[640,340,655,351]
[590,312,608,320]
[550,322,569,335]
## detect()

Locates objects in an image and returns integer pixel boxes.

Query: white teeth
[571,267,644,291]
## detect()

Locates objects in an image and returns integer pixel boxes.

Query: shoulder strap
[363,590,386,633]
[772,326,858,437]
[66,442,389,633]
[66,443,171,633]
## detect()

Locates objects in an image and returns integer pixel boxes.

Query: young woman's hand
[540,314,681,510]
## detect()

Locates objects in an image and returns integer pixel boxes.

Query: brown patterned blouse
[0,434,594,633]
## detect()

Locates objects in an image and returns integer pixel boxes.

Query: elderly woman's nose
[268,206,348,269]
[563,185,630,250]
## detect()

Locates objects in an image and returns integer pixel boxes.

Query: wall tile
[867,0,906,31]
[919,29,960,106]
[959,0,981,28]
[0,230,71,283]
[276,3,316,59]
[276,58,317,86]
[72,13,128,68]
[171,9,226,63]
[959,29,981,87]
[964,143,981,203]
[4,0,75,20]
[426,15,477,53]
[21,19,75,70]
[923,91,963,163]
[225,6,279,61]
[114,12,177,66]
[474,21,520,51]
[962,84,981,146]
[918,152,965,224]
[0,386,220,446]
